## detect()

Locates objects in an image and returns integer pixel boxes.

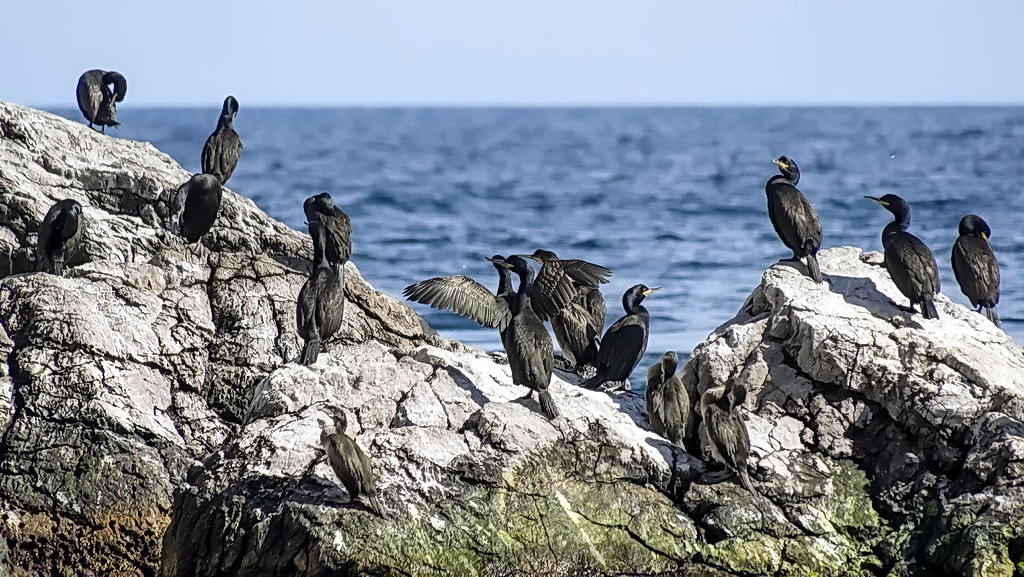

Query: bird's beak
[484,256,500,263]
[982,232,989,240]
[513,254,540,263]
[642,287,663,296]
[496,261,515,269]
[772,159,790,170]
[864,195,889,207]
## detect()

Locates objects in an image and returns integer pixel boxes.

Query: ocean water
[50,106,1024,385]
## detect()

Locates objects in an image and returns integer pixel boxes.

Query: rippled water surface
[51,106,1024,384]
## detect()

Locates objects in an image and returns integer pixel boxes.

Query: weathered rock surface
[1,103,1022,577]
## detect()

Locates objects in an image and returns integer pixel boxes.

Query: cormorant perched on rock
[320,406,383,516]
[581,284,661,390]
[646,351,689,448]
[551,283,606,372]
[403,256,514,340]
[76,70,127,133]
[201,96,242,185]
[701,381,759,498]
[952,215,1000,327]
[866,194,940,319]
[303,192,352,269]
[765,156,823,283]
[36,199,83,276]
[172,174,223,245]
[297,221,346,365]
[502,255,558,419]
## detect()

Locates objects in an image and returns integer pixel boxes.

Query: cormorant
[519,249,612,320]
[646,351,689,448]
[320,406,383,515]
[172,174,223,245]
[76,70,127,133]
[297,221,346,365]
[303,192,352,269]
[951,215,1000,327]
[765,156,823,283]
[700,381,758,498]
[580,284,661,390]
[551,283,606,372]
[866,194,940,319]
[201,96,242,185]
[36,199,83,276]
[402,256,514,339]
[502,255,558,419]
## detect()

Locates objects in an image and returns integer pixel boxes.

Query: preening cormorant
[951,214,1000,327]
[36,199,83,276]
[201,96,242,185]
[646,351,689,448]
[581,284,661,390]
[502,255,558,419]
[700,381,758,498]
[297,221,346,365]
[402,256,514,339]
[303,192,352,268]
[172,174,223,244]
[765,156,823,283]
[320,406,383,516]
[866,194,940,319]
[76,70,127,133]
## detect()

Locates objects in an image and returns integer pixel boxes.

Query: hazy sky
[6,1,1023,106]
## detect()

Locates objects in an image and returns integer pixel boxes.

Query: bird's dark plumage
[297,221,346,365]
[646,351,689,447]
[520,249,612,321]
[952,214,1000,327]
[173,174,223,244]
[201,96,243,184]
[76,70,127,133]
[766,156,823,283]
[502,255,558,419]
[581,284,661,390]
[403,256,514,332]
[866,194,940,319]
[303,193,352,268]
[701,382,758,498]
[321,408,382,516]
[36,199,83,276]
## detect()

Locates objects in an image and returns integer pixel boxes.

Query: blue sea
[51,106,1024,384]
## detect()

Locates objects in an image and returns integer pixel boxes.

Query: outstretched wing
[560,259,613,286]
[404,275,511,330]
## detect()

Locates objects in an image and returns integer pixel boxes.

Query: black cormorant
[303,192,352,269]
[951,215,1000,327]
[765,156,823,283]
[403,256,514,339]
[36,199,83,276]
[646,351,689,448]
[172,174,223,245]
[297,221,346,365]
[320,406,383,515]
[866,194,940,319]
[700,381,758,498]
[76,70,127,133]
[551,283,606,372]
[502,255,558,419]
[201,96,242,185]
[581,284,661,390]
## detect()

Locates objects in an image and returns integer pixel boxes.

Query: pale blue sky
[6,1,1023,106]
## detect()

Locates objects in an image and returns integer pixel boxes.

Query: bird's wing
[321,209,353,264]
[768,184,820,252]
[403,275,511,329]
[703,404,750,471]
[201,132,217,176]
[328,435,373,498]
[578,286,606,332]
[902,234,941,293]
[596,317,647,381]
[315,270,346,340]
[953,236,1000,304]
[560,259,613,286]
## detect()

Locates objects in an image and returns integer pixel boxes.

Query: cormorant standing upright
[700,381,759,499]
[320,406,383,516]
[172,174,223,245]
[36,199,83,276]
[201,96,243,185]
[76,70,127,133]
[297,221,346,365]
[502,255,558,419]
[303,192,352,269]
[765,156,823,283]
[951,214,1000,327]
[646,351,689,448]
[866,194,940,319]
[581,284,661,390]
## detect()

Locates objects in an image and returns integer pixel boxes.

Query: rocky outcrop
[1,103,1022,577]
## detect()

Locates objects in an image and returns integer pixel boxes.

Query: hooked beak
[981,232,988,241]
[772,159,790,170]
[513,254,541,263]
[642,287,663,296]
[864,195,889,207]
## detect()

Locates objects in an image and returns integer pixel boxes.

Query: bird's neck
[624,300,647,316]
[883,214,910,238]
[515,270,534,313]
[312,237,330,270]
[217,114,234,129]
[496,268,513,297]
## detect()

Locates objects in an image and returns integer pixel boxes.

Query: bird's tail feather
[539,390,560,419]
[987,305,1001,328]
[805,252,822,283]
[301,338,319,366]
[737,468,764,503]
[365,495,385,518]
[922,297,939,320]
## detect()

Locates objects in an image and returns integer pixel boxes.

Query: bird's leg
[516,389,534,402]
[888,299,916,314]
